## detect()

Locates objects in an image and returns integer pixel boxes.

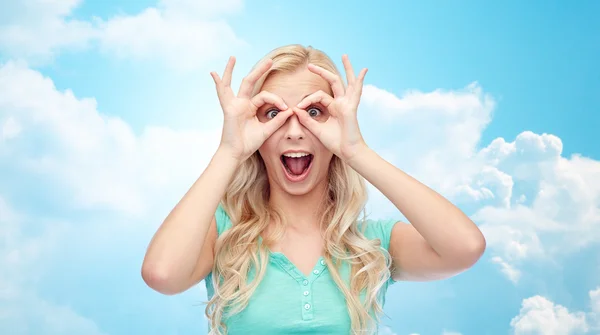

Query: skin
[257,69,334,227]
[141,54,486,297]
[291,56,487,281]
[255,69,336,276]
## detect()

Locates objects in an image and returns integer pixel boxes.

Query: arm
[347,144,486,281]
[293,55,485,281]
[141,55,294,295]
[141,147,240,295]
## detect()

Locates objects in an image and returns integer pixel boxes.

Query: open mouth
[280,152,314,182]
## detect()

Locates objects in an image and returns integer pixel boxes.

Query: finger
[342,54,356,85]
[250,90,288,112]
[296,90,334,110]
[307,63,345,97]
[210,71,221,86]
[350,68,368,102]
[262,109,293,137]
[238,58,273,98]
[293,107,321,135]
[210,71,227,101]
[357,68,368,83]
[221,56,236,88]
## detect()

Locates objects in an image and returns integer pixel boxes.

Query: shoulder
[358,216,401,251]
[215,204,233,236]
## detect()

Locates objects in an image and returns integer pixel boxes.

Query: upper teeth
[283,152,310,158]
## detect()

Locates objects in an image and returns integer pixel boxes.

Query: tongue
[284,156,311,175]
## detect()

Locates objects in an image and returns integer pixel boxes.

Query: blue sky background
[1,1,598,334]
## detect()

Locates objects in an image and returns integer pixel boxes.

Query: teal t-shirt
[205,205,398,334]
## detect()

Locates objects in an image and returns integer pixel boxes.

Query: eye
[265,108,279,119]
[307,106,321,118]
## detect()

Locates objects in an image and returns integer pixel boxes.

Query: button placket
[300,257,327,321]
[300,281,314,320]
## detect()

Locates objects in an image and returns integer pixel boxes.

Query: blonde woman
[142,45,486,334]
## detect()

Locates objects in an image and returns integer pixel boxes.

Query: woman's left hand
[293,55,368,162]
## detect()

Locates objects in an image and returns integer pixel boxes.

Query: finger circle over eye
[251,91,287,111]
[297,90,333,109]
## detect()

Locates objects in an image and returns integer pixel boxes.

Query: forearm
[346,144,485,259]
[142,147,240,285]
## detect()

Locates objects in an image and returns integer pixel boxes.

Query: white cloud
[96,4,247,71]
[491,256,521,284]
[475,137,600,281]
[361,84,600,283]
[0,195,106,335]
[362,82,510,220]
[362,82,507,207]
[0,0,96,64]
[0,0,246,69]
[0,60,222,217]
[510,292,599,335]
[0,288,108,335]
[1,116,22,141]
[0,60,216,325]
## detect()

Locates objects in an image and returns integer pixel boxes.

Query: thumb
[261,109,293,137]
[293,107,321,135]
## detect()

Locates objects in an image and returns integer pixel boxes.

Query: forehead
[260,68,332,104]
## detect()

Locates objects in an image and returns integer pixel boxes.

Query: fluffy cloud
[0,61,218,332]
[0,0,246,69]
[510,289,600,335]
[0,0,96,64]
[96,3,246,70]
[475,137,600,283]
[360,84,600,283]
[361,82,506,220]
[361,82,505,207]
[0,195,107,335]
[0,288,108,335]
[0,60,222,217]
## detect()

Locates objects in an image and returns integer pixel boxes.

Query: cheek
[316,150,334,170]
[258,138,279,167]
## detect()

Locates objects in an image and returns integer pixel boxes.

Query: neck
[268,181,329,231]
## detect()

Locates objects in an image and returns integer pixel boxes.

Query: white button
[302,280,308,285]
[313,270,319,274]
[320,260,325,265]
[303,291,309,296]
[304,303,311,310]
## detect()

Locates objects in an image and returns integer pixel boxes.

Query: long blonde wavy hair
[205,44,392,334]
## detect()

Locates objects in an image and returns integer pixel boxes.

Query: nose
[284,114,306,140]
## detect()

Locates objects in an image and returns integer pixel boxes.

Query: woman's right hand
[210,56,292,163]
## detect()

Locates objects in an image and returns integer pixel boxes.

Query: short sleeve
[215,204,233,236]
[361,218,399,251]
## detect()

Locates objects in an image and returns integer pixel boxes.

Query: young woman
[141,44,486,335]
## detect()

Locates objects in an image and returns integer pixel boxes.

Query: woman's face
[256,68,334,196]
